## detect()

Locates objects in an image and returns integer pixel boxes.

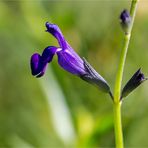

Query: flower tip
[45,22,50,27]
[136,68,142,74]
[45,22,61,33]
[135,68,146,82]
[45,22,51,30]
[45,22,55,30]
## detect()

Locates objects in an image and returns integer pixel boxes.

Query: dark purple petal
[30,53,42,76]
[35,63,48,78]
[30,53,47,78]
[46,22,67,49]
[121,68,147,99]
[41,46,59,63]
[30,46,59,78]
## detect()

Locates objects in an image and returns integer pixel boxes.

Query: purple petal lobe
[30,53,42,76]
[42,46,59,63]
[35,63,48,78]
[30,46,59,78]
[46,22,67,49]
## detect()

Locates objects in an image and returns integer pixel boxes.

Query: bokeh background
[0,0,148,147]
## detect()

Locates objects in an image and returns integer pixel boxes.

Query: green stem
[114,102,123,148]
[113,0,139,148]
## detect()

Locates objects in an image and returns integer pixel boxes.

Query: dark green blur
[0,0,148,147]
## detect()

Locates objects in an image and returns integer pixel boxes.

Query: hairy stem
[113,0,139,148]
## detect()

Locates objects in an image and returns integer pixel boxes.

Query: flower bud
[120,9,131,34]
[121,68,147,99]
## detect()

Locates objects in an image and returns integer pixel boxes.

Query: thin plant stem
[113,0,139,148]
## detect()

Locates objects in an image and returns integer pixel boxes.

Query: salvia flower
[30,22,112,94]
[121,68,147,99]
[120,9,131,34]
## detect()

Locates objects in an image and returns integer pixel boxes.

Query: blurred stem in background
[40,69,76,146]
[113,0,139,148]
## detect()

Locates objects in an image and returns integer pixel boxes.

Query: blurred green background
[0,0,148,147]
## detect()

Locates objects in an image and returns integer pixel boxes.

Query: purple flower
[121,68,147,99]
[30,22,111,94]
